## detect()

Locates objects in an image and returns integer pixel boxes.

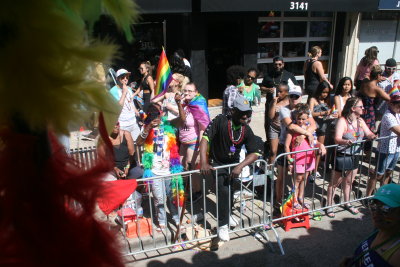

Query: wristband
[288,158,294,163]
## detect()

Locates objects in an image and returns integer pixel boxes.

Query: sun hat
[116,69,131,78]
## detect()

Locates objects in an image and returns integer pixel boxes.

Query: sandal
[325,208,335,218]
[344,204,359,215]
[297,198,311,209]
[293,202,302,210]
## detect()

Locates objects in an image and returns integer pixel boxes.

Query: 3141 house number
[290,2,309,10]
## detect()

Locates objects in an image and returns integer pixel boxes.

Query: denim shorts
[376,152,400,175]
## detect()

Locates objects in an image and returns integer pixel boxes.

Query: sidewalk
[126,206,373,266]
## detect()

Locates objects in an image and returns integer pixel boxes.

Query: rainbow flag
[389,86,400,97]
[280,191,295,215]
[154,48,173,98]
[188,94,211,131]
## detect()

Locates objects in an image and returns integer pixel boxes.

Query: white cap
[288,85,302,96]
[116,69,131,78]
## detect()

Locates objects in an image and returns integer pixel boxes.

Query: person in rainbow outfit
[136,93,186,231]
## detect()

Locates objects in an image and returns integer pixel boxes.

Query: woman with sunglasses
[137,61,155,113]
[152,73,189,121]
[377,58,400,116]
[237,68,261,106]
[326,97,376,218]
[341,184,400,267]
[354,46,380,91]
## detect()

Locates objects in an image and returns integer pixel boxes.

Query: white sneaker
[316,171,322,178]
[218,225,230,241]
[229,215,239,227]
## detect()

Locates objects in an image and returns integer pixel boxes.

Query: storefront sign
[379,0,400,9]
[201,0,379,12]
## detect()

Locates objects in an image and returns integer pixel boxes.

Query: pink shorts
[294,160,315,174]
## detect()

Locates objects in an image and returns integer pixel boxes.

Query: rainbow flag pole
[153,47,173,99]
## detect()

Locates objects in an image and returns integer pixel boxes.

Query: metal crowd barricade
[270,135,400,254]
[69,146,97,170]
[114,159,284,256]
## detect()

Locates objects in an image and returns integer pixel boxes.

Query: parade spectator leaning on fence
[326,97,376,218]
[222,65,246,115]
[109,69,141,142]
[275,85,316,214]
[136,94,186,231]
[260,56,298,153]
[366,89,400,197]
[340,184,400,267]
[200,94,262,242]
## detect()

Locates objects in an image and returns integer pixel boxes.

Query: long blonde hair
[172,73,189,93]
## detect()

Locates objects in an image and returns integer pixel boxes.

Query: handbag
[335,154,356,171]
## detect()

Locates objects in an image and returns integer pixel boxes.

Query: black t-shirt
[261,69,298,103]
[203,114,262,165]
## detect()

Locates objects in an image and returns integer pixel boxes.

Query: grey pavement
[126,207,373,267]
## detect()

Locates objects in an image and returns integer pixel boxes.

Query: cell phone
[272,87,277,98]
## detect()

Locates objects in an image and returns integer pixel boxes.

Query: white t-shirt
[378,110,400,154]
[109,85,137,127]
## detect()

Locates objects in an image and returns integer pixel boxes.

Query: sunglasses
[274,63,283,66]
[368,200,394,216]
[386,67,396,70]
[354,105,364,109]
[238,111,252,118]
[289,94,300,100]
[246,75,256,80]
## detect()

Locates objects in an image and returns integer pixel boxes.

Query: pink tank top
[291,133,315,165]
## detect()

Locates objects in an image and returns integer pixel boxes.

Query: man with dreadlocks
[136,93,186,231]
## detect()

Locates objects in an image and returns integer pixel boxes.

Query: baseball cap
[385,58,397,68]
[371,184,400,208]
[116,69,131,78]
[288,85,302,97]
[233,94,252,112]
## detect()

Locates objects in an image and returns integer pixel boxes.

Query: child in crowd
[309,81,337,178]
[284,104,326,209]
[268,82,289,163]
[334,77,353,117]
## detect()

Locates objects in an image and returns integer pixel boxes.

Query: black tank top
[113,135,130,170]
[140,74,151,112]
[304,59,320,96]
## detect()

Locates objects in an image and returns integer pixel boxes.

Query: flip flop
[344,205,359,215]
[325,208,335,218]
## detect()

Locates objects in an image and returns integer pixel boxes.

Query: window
[257,12,334,82]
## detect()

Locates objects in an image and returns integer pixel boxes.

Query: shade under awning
[135,0,192,14]
[201,0,379,12]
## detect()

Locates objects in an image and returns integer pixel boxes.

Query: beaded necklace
[227,120,246,157]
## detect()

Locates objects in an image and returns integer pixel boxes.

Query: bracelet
[140,130,148,139]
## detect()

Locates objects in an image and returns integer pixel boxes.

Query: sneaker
[229,215,239,227]
[315,171,322,178]
[218,225,230,241]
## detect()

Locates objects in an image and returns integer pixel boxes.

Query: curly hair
[226,65,246,85]
[294,103,310,117]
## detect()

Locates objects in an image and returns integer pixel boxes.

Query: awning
[379,0,400,10]
[135,0,192,14]
[201,0,380,12]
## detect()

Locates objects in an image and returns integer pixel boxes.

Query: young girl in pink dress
[284,104,326,209]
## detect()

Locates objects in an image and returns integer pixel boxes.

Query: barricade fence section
[69,146,97,170]
[113,159,283,256]
[271,135,400,232]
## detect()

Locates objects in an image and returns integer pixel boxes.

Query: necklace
[347,118,360,139]
[227,120,246,157]
[272,72,283,87]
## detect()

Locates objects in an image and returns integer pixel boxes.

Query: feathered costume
[142,117,185,207]
[0,0,137,266]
